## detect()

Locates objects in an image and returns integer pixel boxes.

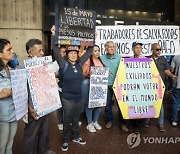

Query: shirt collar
[105,53,116,59]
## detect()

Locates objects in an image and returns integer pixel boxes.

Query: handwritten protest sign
[88,67,109,108]
[10,69,28,120]
[24,56,52,68]
[24,56,61,117]
[96,25,180,56]
[113,58,165,119]
[55,6,96,46]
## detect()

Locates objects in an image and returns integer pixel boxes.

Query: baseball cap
[66,45,79,54]
[132,42,143,48]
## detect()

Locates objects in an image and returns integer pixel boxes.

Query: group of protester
[0,26,180,154]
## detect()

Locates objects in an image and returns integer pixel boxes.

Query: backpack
[58,61,69,88]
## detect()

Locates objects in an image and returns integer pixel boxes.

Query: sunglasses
[155,48,161,51]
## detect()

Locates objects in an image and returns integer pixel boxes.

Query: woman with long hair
[0,39,16,154]
[82,45,104,133]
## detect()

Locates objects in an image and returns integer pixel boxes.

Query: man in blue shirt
[101,41,128,131]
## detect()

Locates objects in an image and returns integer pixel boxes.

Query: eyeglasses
[155,48,161,51]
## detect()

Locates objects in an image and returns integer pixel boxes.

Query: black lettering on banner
[142,28,178,40]
[132,95,138,102]
[137,29,143,39]
[134,106,148,114]
[141,94,158,101]
[158,40,175,54]
[97,28,136,40]
[125,62,151,69]
[122,95,129,102]
[100,43,106,55]
[143,29,149,39]
[142,43,151,55]
[116,42,130,54]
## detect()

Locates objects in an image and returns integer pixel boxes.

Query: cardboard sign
[24,56,61,117]
[88,67,109,108]
[96,25,180,56]
[55,6,96,46]
[10,69,28,120]
[27,64,62,117]
[113,58,165,119]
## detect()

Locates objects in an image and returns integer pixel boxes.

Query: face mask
[8,53,19,68]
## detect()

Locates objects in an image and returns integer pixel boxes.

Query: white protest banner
[27,64,62,117]
[96,25,180,56]
[10,69,28,120]
[88,67,109,108]
[24,56,52,68]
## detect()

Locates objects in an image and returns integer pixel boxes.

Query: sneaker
[86,123,96,133]
[61,143,68,152]
[94,121,102,130]
[159,124,166,132]
[79,121,82,126]
[172,121,177,127]
[106,122,112,129]
[58,124,63,131]
[120,125,129,132]
[73,137,86,145]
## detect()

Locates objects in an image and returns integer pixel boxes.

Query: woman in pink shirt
[82,45,104,133]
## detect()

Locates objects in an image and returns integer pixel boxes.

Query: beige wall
[0,29,43,62]
[0,0,43,62]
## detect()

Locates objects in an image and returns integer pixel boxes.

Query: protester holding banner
[131,42,144,58]
[170,54,180,127]
[130,41,146,131]
[0,39,17,154]
[51,26,93,152]
[82,45,104,133]
[23,39,55,154]
[101,41,128,132]
[145,43,177,132]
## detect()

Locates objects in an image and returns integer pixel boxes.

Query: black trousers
[23,114,49,154]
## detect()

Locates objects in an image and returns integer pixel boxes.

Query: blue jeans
[146,104,164,125]
[105,86,114,122]
[172,87,180,122]
[0,121,17,154]
[62,98,83,143]
[86,107,101,124]
[159,104,164,125]
[82,78,102,124]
